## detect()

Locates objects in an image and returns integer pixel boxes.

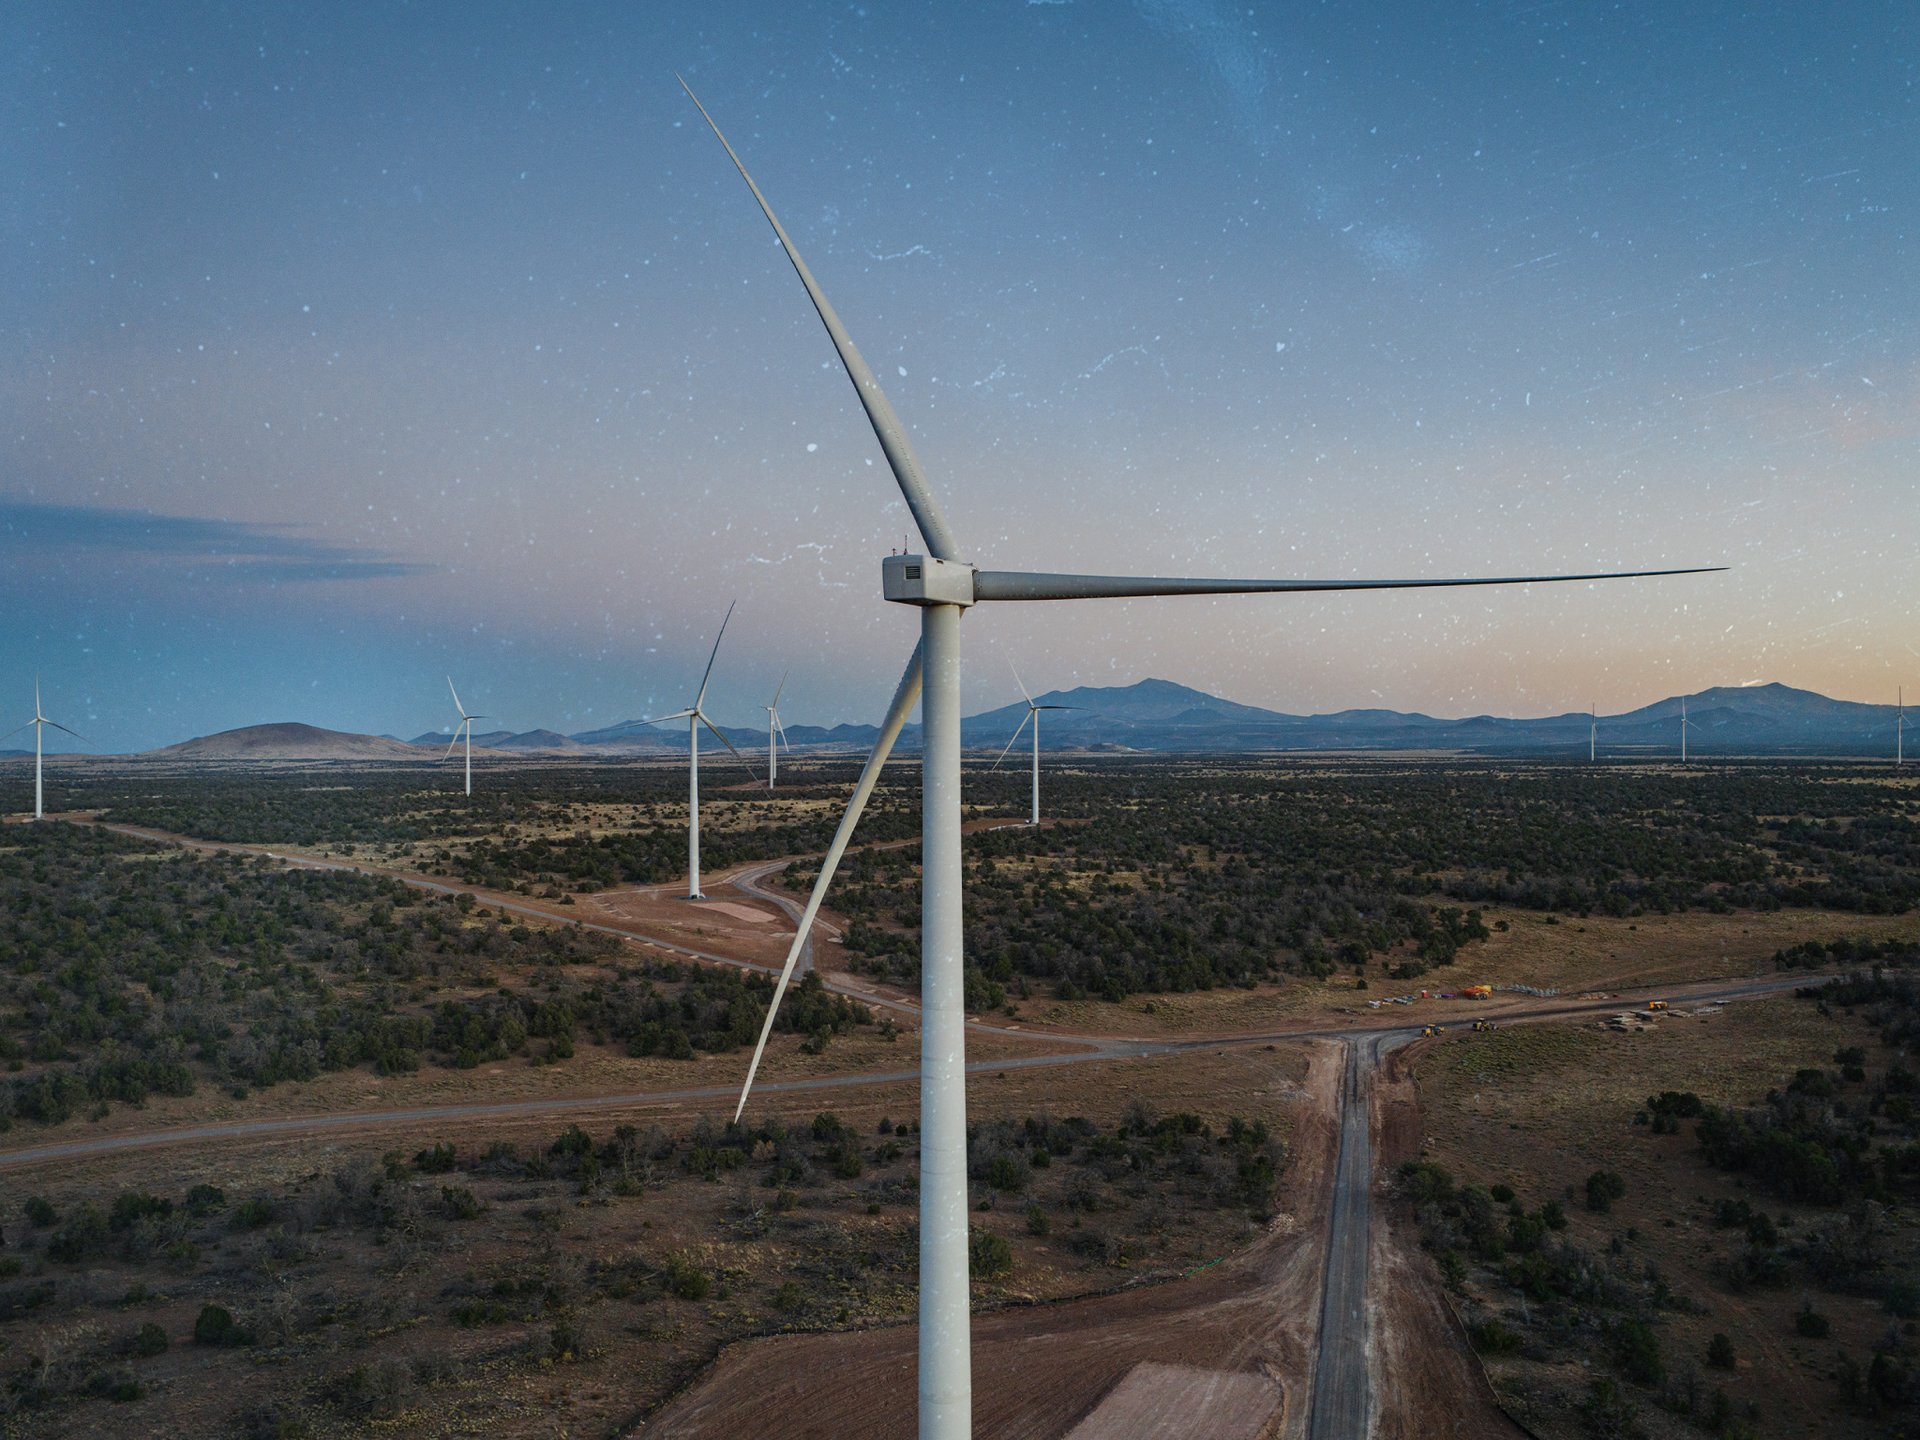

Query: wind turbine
[765,670,791,788]
[991,664,1076,826]
[680,79,1723,1440]
[635,601,755,899]
[1589,702,1598,763]
[3,681,83,820]
[1899,688,1906,767]
[443,677,488,796]
[1680,694,1692,764]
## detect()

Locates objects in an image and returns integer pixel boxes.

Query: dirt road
[1307,1032,1402,1439]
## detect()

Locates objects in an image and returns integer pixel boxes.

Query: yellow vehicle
[1460,984,1493,999]
[1472,1018,1495,1032]
[1647,999,1669,1012]
[1420,1024,1445,1038]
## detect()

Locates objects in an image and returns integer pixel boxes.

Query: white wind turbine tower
[991,663,1076,827]
[443,677,488,797]
[636,601,755,899]
[1680,694,1692,764]
[1590,702,1598,763]
[680,79,1724,1440]
[3,681,83,820]
[1899,688,1906,767]
[765,670,791,789]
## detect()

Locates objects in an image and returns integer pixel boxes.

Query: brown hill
[148,723,433,762]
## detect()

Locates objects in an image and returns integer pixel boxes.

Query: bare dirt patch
[1062,1361,1281,1439]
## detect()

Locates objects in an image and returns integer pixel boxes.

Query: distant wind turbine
[765,670,791,789]
[1590,702,1597,763]
[636,601,755,899]
[680,77,1725,1440]
[991,663,1076,826]
[1680,694,1692,764]
[3,680,83,820]
[443,677,488,796]
[1899,688,1906,767]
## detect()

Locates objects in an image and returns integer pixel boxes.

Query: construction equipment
[1472,1018,1495,1032]
[1460,984,1493,999]
[1647,999,1669,1012]
[1420,1024,1445,1038]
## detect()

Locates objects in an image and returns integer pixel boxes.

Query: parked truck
[1460,984,1493,999]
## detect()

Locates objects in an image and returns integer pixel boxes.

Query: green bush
[48,1202,110,1262]
[1469,1318,1524,1356]
[194,1302,247,1346]
[133,1322,169,1356]
[664,1255,711,1301]
[969,1227,1013,1280]
[1585,1170,1627,1213]
[184,1183,227,1214]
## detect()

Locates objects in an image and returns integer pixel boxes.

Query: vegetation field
[0,1044,1302,1440]
[1407,938,1920,1439]
[0,824,874,1137]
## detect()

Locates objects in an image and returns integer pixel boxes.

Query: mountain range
[32,679,1898,761]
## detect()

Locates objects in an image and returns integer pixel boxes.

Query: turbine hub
[882,553,975,608]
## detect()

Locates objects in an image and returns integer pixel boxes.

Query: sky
[3,1,1915,752]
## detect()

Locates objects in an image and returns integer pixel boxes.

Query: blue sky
[4,1,1914,750]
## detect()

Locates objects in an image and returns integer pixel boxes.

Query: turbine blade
[735,641,924,1121]
[972,565,1726,602]
[1035,704,1080,711]
[694,600,736,712]
[441,730,462,762]
[447,676,467,718]
[992,710,1032,771]
[775,715,792,751]
[771,669,789,709]
[700,711,759,782]
[1008,659,1032,705]
[678,78,960,561]
[0,721,33,747]
[635,709,697,727]
[42,719,85,742]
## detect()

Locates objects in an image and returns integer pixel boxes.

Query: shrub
[1470,1318,1524,1355]
[664,1254,711,1301]
[1706,1332,1735,1369]
[23,1196,55,1227]
[109,1192,172,1231]
[48,1202,110,1262]
[1585,1170,1627,1213]
[1611,1316,1664,1386]
[969,1227,1013,1280]
[232,1196,276,1229]
[195,1302,246,1346]
[184,1183,227,1214]
[1795,1304,1831,1338]
[133,1322,169,1356]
